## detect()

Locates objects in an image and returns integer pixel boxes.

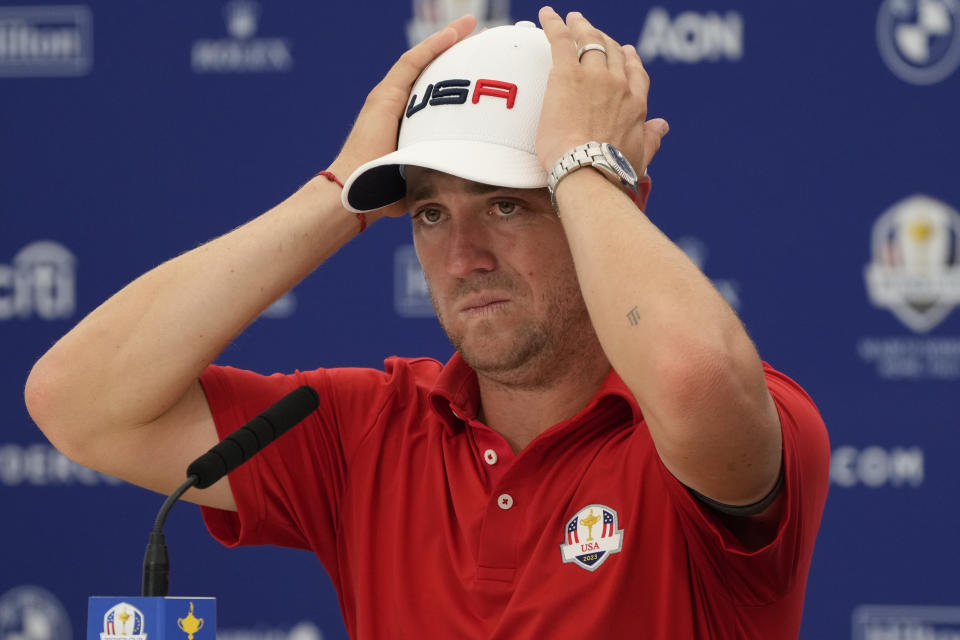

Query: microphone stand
[142,475,199,597]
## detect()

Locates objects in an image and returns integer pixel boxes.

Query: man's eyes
[412,200,522,225]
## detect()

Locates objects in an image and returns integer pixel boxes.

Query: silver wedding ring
[577,43,608,61]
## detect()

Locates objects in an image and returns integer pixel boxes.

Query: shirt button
[483,449,498,465]
[497,493,514,510]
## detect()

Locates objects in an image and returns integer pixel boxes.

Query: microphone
[142,385,320,596]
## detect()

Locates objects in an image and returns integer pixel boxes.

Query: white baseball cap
[342,20,552,213]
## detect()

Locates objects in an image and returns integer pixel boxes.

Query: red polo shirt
[199,354,829,639]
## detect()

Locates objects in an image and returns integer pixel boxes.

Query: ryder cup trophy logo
[877,0,960,84]
[864,195,960,333]
[176,602,204,640]
[560,504,624,571]
[101,603,146,640]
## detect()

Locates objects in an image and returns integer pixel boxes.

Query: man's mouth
[458,295,511,315]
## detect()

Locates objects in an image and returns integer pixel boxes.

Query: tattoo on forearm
[626,306,641,326]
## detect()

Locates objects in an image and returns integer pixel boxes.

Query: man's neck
[475,349,611,453]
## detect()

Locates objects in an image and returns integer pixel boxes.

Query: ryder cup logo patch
[560,504,623,571]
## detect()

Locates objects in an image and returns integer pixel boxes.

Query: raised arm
[536,8,781,508]
[23,15,477,511]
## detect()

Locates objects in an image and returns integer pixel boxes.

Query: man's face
[406,167,598,387]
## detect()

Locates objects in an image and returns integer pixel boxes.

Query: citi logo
[406,78,518,118]
[637,7,744,63]
[0,241,76,321]
[0,5,93,77]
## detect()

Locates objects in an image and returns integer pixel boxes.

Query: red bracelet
[319,170,366,233]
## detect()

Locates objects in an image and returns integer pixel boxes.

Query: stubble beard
[430,272,599,390]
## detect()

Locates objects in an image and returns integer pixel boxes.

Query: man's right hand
[23,14,475,512]
[327,14,477,221]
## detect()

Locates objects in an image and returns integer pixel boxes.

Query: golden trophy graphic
[177,602,205,640]
[117,610,131,635]
[580,509,601,542]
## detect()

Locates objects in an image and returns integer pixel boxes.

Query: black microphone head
[261,385,320,431]
[187,448,230,490]
[186,385,319,489]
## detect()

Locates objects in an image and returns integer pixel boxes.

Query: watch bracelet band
[547,141,606,211]
[547,141,643,213]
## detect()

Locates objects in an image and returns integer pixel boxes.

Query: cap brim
[342,139,548,213]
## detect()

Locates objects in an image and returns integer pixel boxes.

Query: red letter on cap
[472,79,517,109]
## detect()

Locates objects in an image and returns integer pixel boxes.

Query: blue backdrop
[3,1,959,639]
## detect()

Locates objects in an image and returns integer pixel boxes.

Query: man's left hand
[536,7,669,175]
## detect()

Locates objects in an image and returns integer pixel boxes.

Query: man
[25,8,829,639]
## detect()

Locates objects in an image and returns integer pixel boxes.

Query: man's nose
[445,217,496,277]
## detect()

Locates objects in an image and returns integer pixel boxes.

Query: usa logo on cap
[343,21,552,212]
[560,504,624,571]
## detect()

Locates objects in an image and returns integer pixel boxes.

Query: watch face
[601,143,639,184]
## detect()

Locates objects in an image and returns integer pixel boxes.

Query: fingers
[388,14,477,90]
[622,44,650,100]
[566,11,622,73]
[535,6,667,174]
[641,118,670,169]
[539,6,578,66]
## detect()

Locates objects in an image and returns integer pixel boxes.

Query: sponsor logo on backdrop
[0,241,76,321]
[637,7,743,63]
[860,195,960,379]
[877,0,960,85]
[100,603,146,640]
[394,244,434,318]
[0,5,92,77]
[857,335,960,378]
[407,0,511,46]
[676,236,741,310]
[0,442,122,486]
[853,605,960,639]
[0,585,72,640]
[830,446,924,488]
[865,195,960,333]
[219,621,324,640]
[191,0,292,74]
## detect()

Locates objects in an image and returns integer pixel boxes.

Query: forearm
[26,175,361,446]
[556,169,780,502]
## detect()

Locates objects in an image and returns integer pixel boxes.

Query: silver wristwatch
[546,141,640,212]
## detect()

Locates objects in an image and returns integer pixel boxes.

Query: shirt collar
[428,352,480,432]
[427,353,644,434]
